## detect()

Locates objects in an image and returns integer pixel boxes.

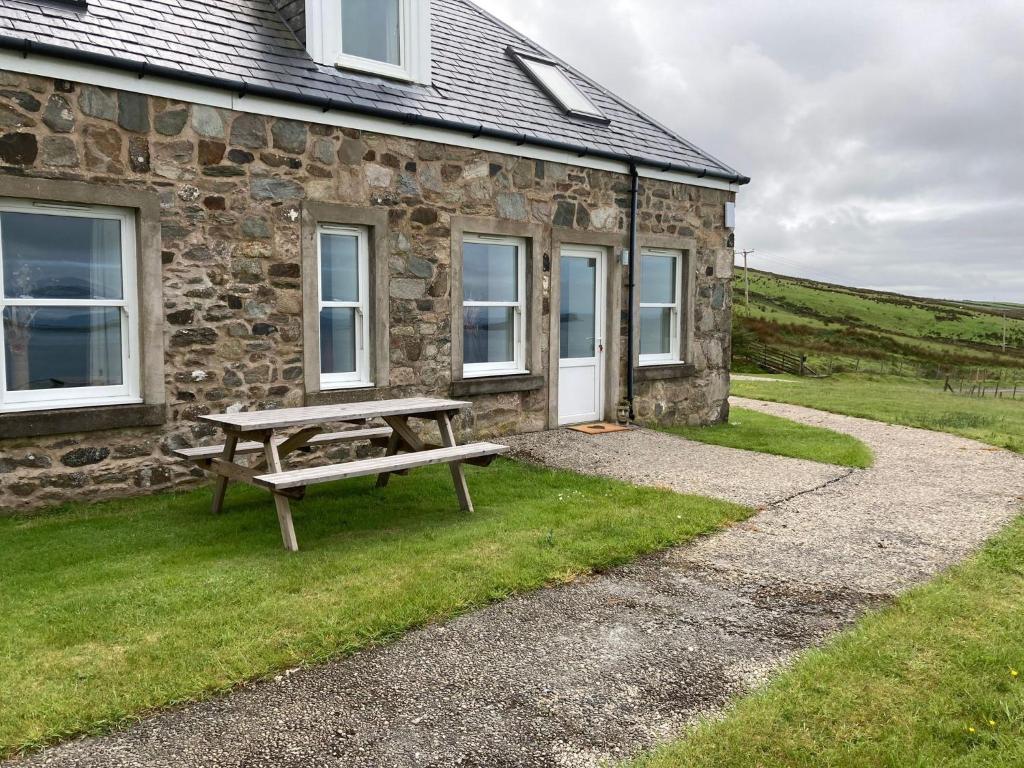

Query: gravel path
[10,400,1024,768]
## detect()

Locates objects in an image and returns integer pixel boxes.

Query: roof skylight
[508,48,609,123]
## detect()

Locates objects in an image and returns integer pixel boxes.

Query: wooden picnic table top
[199,397,472,434]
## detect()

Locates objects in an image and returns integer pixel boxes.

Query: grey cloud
[476,0,1024,301]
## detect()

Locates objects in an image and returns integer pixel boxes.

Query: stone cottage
[0,0,749,511]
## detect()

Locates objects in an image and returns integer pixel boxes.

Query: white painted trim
[307,0,432,85]
[0,49,738,192]
[462,234,527,378]
[317,223,373,389]
[638,248,685,366]
[0,200,140,413]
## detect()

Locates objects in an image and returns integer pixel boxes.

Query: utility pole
[738,250,755,310]
[1003,311,1008,353]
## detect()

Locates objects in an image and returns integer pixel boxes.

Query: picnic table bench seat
[254,442,509,491]
[172,427,394,463]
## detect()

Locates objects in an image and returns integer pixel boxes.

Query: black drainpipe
[626,162,640,421]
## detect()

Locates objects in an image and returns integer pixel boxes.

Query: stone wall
[0,69,734,513]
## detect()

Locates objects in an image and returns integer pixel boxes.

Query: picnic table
[174,397,508,552]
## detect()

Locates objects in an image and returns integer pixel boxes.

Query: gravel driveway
[10,399,1024,768]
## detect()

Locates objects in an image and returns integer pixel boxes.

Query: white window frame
[306,0,432,85]
[508,48,608,123]
[462,234,528,379]
[639,248,685,366]
[317,223,373,391]
[0,199,141,413]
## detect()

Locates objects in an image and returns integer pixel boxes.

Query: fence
[943,376,1022,400]
[740,343,822,377]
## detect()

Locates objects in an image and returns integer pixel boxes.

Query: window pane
[640,307,672,357]
[521,58,603,118]
[464,306,515,366]
[320,307,357,375]
[3,306,122,391]
[560,256,596,359]
[320,232,359,303]
[640,254,677,305]
[464,242,518,303]
[342,0,401,65]
[2,212,123,300]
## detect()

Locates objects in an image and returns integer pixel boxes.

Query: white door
[558,247,605,426]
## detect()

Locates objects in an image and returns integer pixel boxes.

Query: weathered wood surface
[436,413,473,512]
[255,443,509,491]
[200,398,471,434]
[182,399,504,553]
[173,428,394,461]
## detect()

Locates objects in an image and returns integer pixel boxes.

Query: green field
[732,374,1024,454]
[736,270,1024,377]
[0,461,747,757]
[663,406,873,468]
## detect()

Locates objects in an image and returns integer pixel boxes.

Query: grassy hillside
[735,270,1024,378]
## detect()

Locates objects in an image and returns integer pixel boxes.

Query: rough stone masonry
[0,70,735,513]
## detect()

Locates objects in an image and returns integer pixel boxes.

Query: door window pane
[320,233,360,303]
[640,254,676,305]
[560,257,596,359]
[640,307,672,356]
[3,306,123,391]
[464,242,518,303]
[320,307,357,375]
[464,306,515,365]
[342,0,401,65]
[2,212,123,300]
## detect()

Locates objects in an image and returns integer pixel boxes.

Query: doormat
[568,422,631,435]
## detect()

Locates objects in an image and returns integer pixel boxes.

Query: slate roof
[0,0,749,183]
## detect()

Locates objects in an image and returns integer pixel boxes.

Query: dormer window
[306,0,431,84]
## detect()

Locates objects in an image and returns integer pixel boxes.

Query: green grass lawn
[633,515,1024,768]
[662,406,874,468]
[732,374,1024,453]
[0,460,748,757]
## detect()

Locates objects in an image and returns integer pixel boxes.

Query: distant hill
[733,269,1024,376]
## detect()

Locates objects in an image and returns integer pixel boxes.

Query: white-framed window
[0,199,140,413]
[639,249,685,365]
[306,0,432,84]
[462,234,527,378]
[318,224,373,390]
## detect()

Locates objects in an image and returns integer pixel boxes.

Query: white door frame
[557,245,606,426]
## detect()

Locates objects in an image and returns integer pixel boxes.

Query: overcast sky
[476,0,1024,302]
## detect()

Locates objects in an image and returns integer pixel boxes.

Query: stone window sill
[451,374,545,397]
[0,403,166,440]
[634,363,698,382]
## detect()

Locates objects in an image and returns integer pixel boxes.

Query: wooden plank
[249,426,322,473]
[200,398,471,434]
[210,435,238,515]
[437,413,473,513]
[263,441,299,553]
[375,432,401,489]
[383,414,425,451]
[255,443,509,491]
[174,427,394,462]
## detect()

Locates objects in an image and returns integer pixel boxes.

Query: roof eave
[0,35,751,186]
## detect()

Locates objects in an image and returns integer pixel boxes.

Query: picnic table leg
[262,440,299,552]
[211,434,238,515]
[376,432,401,488]
[436,413,473,513]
